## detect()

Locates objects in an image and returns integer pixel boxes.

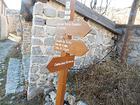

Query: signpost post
[47,0,91,104]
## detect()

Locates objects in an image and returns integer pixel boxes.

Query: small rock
[49,91,56,104]
[77,101,87,105]
[44,87,54,95]
[9,101,13,104]
[44,101,53,105]
[53,76,58,87]
[0,82,2,86]
[11,96,16,100]
[0,78,4,81]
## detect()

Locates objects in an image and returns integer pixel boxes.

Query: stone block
[32,26,44,37]
[0,15,8,40]
[39,64,49,74]
[77,101,87,105]
[33,2,44,16]
[44,37,55,46]
[32,46,43,55]
[32,38,43,45]
[33,16,46,26]
[58,11,65,18]
[44,46,54,55]
[30,74,39,81]
[22,42,31,55]
[23,34,31,43]
[6,58,21,95]
[128,50,139,58]
[86,34,96,43]
[44,6,57,17]
[135,29,140,36]
[46,19,65,27]
[45,26,56,36]
[32,56,49,64]
[31,64,38,73]
[90,29,97,35]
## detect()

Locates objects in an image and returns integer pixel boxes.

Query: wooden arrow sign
[54,39,88,56]
[47,55,74,73]
[65,19,91,37]
[56,19,91,37]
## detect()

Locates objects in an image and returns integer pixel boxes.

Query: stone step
[0,40,18,63]
[5,58,24,95]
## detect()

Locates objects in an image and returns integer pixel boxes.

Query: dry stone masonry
[28,1,115,104]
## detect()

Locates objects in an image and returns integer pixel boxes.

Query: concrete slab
[5,58,22,95]
[0,40,18,62]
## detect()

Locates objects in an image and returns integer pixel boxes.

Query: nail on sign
[54,39,88,56]
[47,55,74,73]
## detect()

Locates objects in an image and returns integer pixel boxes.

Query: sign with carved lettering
[47,55,74,73]
[54,39,88,56]
[56,19,91,37]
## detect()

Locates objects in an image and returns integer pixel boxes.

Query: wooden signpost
[47,0,91,105]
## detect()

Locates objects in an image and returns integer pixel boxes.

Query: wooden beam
[120,0,140,63]
[56,0,121,35]
[116,24,140,28]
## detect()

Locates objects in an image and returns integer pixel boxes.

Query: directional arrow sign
[47,55,74,73]
[54,39,88,56]
[65,19,91,37]
[56,19,91,37]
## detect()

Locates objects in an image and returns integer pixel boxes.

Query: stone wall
[117,26,140,65]
[27,1,115,102]
[6,9,22,35]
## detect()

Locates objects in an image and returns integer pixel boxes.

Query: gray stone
[11,96,16,100]
[6,58,21,95]
[49,91,56,104]
[44,6,57,17]
[0,82,2,86]
[22,55,30,81]
[30,74,39,81]
[58,11,65,18]
[22,42,31,55]
[77,101,87,105]
[23,34,31,43]
[32,26,44,37]
[44,88,54,95]
[44,37,55,46]
[31,64,38,73]
[67,94,76,105]
[45,26,56,36]
[45,46,54,55]
[32,46,43,55]
[0,40,18,62]
[27,87,44,100]
[32,56,49,64]
[135,29,140,36]
[46,19,65,27]
[90,29,97,35]
[32,38,43,45]
[33,2,44,16]
[128,50,139,58]
[39,64,49,74]
[0,15,8,40]
[0,78,4,82]
[53,76,58,87]
[86,34,96,43]
[33,17,46,26]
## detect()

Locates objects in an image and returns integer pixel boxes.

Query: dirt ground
[68,60,140,105]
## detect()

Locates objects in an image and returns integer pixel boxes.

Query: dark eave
[55,0,121,35]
